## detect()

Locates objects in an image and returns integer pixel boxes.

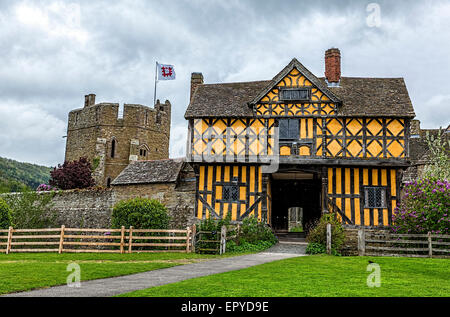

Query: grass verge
[0,252,225,295]
[119,255,450,297]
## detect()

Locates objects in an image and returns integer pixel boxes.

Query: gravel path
[3,248,305,297]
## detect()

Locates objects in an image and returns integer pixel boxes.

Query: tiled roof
[185,60,415,118]
[111,158,185,185]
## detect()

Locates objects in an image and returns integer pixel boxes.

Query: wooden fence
[0,226,193,254]
[358,229,450,258]
[196,225,239,255]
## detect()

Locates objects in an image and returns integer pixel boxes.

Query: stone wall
[2,180,196,230]
[51,189,116,228]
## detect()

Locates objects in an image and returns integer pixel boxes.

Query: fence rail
[358,229,450,258]
[0,225,194,254]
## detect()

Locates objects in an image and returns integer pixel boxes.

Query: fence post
[191,224,196,253]
[58,225,65,254]
[358,228,365,256]
[128,226,133,254]
[428,231,432,258]
[6,226,13,254]
[120,226,125,254]
[326,223,332,255]
[236,223,241,242]
[186,226,191,253]
[220,225,226,255]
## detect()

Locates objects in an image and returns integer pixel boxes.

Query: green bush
[111,198,170,229]
[226,240,274,253]
[195,215,277,254]
[0,199,12,229]
[306,213,345,255]
[305,242,326,255]
[4,190,57,228]
[239,216,277,245]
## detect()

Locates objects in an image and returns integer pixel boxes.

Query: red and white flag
[157,62,176,80]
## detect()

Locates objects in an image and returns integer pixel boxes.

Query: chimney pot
[325,48,341,85]
[88,94,96,106]
[190,72,204,102]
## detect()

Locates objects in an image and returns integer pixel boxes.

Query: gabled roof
[321,77,415,117]
[185,58,415,119]
[249,58,340,105]
[111,158,185,186]
[185,80,268,118]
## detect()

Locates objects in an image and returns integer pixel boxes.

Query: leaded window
[364,187,387,208]
[279,119,299,140]
[223,184,239,202]
[280,88,310,101]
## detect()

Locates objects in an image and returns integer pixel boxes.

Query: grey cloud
[0,0,449,166]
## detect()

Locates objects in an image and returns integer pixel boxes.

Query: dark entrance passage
[271,173,322,233]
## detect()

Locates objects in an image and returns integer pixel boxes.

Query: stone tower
[64,94,171,187]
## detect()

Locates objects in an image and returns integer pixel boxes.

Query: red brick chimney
[325,48,341,84]
[190,73,203,102]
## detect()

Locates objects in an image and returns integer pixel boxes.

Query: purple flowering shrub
[36,184,57,192]
[392,178,450,234]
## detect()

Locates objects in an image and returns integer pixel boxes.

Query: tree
[424,128,450,180]
[49,157,95,190]
[0,198,11,229]
[4,190,57,229]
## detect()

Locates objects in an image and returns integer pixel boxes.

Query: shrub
[0,199,12,229]
[111,198,170,229]
[306,213,345,255]
[305,242,326,255]
[195,215,277,253]
[226,240,274,253]
[49,157,95,190]
[239,216,277,245]
[392,178,449,234]
[4,190,57,228]
[36,184,57,192]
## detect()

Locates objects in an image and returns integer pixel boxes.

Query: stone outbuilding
[111,158,197,228]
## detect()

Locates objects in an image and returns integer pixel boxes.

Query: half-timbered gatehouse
[185,48,415,231]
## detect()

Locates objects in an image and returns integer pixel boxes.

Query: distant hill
[0,157,52,193]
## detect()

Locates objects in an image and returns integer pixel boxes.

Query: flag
[157,62,176,80]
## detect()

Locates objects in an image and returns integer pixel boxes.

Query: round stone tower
[64,94,171,187]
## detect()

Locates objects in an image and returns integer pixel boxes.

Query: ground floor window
[364,186,387,208]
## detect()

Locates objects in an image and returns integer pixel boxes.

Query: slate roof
[185,80,269,118]
[185,59,415,118]
[111,158,185,185]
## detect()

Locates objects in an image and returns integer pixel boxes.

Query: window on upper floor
[364,187,387,208]
[280,88,311,101]
[279,119,299,140]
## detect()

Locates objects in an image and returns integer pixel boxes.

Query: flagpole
[153,61,158,106]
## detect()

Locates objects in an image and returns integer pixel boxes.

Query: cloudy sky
[0,0,449,167]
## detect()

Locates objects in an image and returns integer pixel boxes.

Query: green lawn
[120,255,450,297]
[0,252,223,295]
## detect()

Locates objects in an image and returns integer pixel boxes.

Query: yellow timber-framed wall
[187,60,412,228]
